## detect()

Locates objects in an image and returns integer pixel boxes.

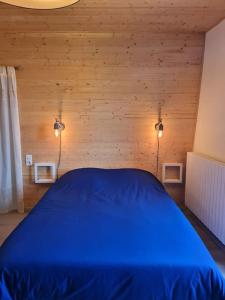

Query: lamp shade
[0,0,79,9]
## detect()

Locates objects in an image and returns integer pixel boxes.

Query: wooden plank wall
[0,31,204,209]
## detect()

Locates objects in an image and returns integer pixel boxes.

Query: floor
[0,207,225,277]
[0,212,27,245]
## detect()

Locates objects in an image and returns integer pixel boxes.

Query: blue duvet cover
[0,168,225,300]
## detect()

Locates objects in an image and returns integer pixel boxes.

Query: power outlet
[26,154,33,166]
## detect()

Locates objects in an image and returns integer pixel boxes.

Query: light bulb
[155,121,164,138]
[158,122,163,138]
[55,129,59,137]
[158,129,163,138]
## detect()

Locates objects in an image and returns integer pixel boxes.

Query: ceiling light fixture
[0,0,79,9]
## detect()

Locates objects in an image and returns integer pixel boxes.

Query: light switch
[26,154,32,166]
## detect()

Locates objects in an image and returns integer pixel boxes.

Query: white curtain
[0,66,24,213]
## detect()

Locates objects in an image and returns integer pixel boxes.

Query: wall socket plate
[26,154,33,166]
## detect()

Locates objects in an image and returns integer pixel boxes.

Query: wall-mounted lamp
[54,118,65,137]
[155,119,164,138]
[155,103,164,178]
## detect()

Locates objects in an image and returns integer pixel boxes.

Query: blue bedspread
[0,168,225,300]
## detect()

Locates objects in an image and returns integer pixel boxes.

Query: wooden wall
[0,31,204,209]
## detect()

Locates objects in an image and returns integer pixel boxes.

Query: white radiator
[185,152,225,245]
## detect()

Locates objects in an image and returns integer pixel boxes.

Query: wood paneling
[0,0,212,208]
[0,31,204,208]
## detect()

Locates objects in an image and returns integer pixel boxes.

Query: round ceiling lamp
[0,0,79,9]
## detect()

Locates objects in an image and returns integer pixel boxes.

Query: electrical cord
[155,102,163,179]
[56,94,63,180]
[156,133,160,178]
[56,132,62,180]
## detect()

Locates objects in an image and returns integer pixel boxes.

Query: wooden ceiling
[0,0,225,33]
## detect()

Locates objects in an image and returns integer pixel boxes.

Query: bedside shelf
[162,163,183,184]
[34,162,56,184]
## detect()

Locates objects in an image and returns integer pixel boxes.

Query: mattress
[0,168,225,300]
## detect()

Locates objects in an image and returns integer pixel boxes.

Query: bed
[0,168,225,300]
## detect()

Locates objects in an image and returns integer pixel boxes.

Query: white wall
[194,19,225,162]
